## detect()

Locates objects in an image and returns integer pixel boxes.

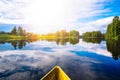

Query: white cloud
[0,0,110,22]
[76,16,113,34]
[77,40,112,57]
[0,0,31,22]
[0,0,112,33]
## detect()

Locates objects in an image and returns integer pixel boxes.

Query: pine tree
[11,26,17,35]
[18,26,25,36]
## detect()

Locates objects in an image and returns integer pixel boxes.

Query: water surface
[0,39,120,80]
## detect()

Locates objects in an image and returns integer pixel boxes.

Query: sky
[0,0,120,34]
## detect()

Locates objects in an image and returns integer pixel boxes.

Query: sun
[22,0,72,34]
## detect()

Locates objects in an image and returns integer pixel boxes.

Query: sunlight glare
[23,0,74,33]
[25,0,70,24]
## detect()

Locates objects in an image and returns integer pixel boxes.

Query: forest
[0,16,120,41]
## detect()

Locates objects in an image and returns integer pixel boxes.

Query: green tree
[18,26,25,36]
[105,16,120,39]
[69,30,79,38]
[59,30,69,38]
[82,31,103,38]
[11,26,17,35]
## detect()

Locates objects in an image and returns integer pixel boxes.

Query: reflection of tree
[0,40,36,49]
[55,38,60,45]
[18,40,26,49]
[69,38,79,45]
[83,38,103,44]
[11,41,17,49]
[106,39,120,60]
[59,38,69,45]
[43,38,79,45]
[54,38,68,45]
[0,41,6,44]
[8,40,27,49]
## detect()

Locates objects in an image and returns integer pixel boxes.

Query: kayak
[41,66,71,80]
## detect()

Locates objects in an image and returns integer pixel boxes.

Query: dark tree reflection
[11,41,17,49]
[69,38,79,45]
[18,40,26,49]
[44,38,79,45]
[11,40,27,49]
[106,39,120,60]
[0,40,33,49]
[83,38,103,44]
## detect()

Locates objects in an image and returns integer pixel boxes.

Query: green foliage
[0,26,39,41]
[82,31,103,38]
[18,26,25,36]
[11,26,17,35]
[0,34,27,41]
[40,30,80,39]
[10,26,26,36]
[69,30,79,38]
[39,30,80,45]
[105,16,120,39]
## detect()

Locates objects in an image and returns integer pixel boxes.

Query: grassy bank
[0,34,27,41]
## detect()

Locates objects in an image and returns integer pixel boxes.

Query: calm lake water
[0,39,120,80]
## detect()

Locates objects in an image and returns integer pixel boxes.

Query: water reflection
[0,40,27,49]
[41,38,79,45]
[0,49,120,80]
[0,39,38,50]
[106,39,120,60]
[83,38,103,44]
[11,40,26,49]
[0,38,79,50]
[82,38,120,60]
[1,38,120,60]
[0,38,120,80]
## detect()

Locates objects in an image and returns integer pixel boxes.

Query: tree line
[0,16,120,40]
[82,16,120,40]
[10,26,26,36]
[40,30,80,39]
[82,31,104,38]
[0,26,39,41]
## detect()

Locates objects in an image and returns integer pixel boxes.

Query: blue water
[0,39,120,80]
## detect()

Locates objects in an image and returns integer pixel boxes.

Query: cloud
[0,0,111,23]
[0,0,114,33]
[78,41,112,57]
[75,16,114,34]
[0,0,30,24]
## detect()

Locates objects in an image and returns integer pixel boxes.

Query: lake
[0,38,120,80]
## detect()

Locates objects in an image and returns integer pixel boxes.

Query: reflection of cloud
[67,40,112,57]
[0,50,100,80]
[0,46,120,80]
[0,40,119,80]
[0,40,112,58]
[0,50,73,72]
